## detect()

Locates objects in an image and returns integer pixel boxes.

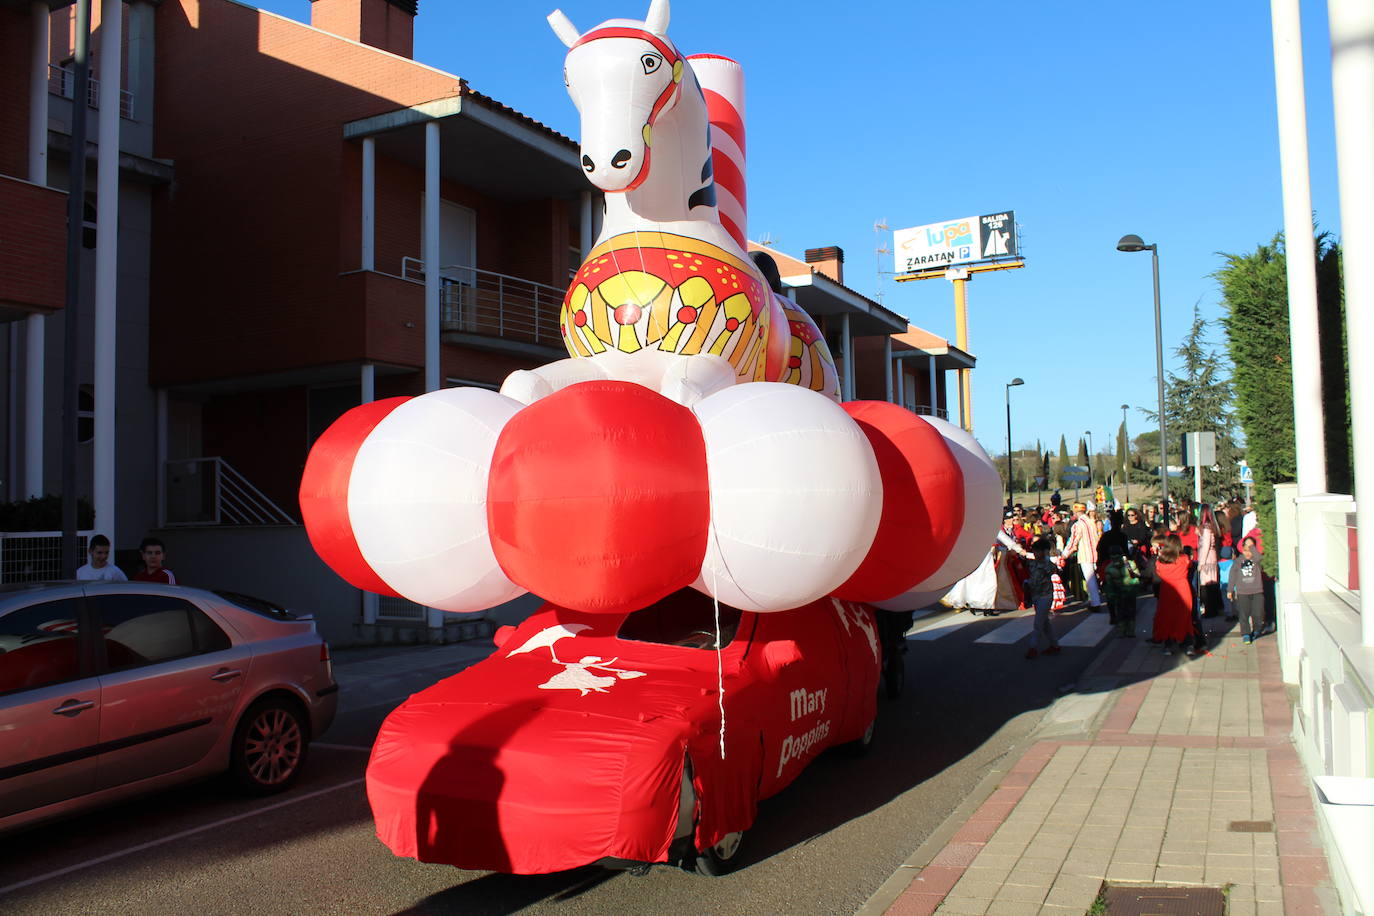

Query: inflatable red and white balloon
[300,0,1000,616]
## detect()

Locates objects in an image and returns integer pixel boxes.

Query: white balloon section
[304,371,1001,616]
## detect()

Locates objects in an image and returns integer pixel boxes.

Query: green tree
[1056,435,1069,487]
[1116,421,1129,484]
[1077,437,1089,469]
[1216,232,1349,573]
[1140,305,1240,503]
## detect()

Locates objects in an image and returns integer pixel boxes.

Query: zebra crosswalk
[903,606,1120,648]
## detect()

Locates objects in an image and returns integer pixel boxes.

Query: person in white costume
[75,534,127,582]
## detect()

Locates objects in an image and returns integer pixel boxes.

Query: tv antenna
[874,219,892,303]
[757,232,777,248]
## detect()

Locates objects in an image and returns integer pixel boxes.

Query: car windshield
[616,588,743,650]
[212,589,300,621]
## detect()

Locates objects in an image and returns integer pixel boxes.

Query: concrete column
[928,355,937,415]
[580,190,594,260]
[93,0,121,541]
[883,336,893,403]
[424,120,440,392]
[840,312,852,402]
[155,388,166,527]
[1272,0,1327,495]
[361,136,375,271]
[360,362,378,626]
[25,314,44,497]
[7,324,18,501]
[1327,0,1374,645]
[29,2,49,185]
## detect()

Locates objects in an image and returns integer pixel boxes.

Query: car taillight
[320,642,331,663]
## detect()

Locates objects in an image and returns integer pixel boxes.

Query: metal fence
[163,457,297,527]
[402,259,563,347]
[377,595,427,621]
[49,63,134,119]
[0,531,93,583]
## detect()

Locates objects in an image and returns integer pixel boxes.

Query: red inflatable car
[366,589,882,875]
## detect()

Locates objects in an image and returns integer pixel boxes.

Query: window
[82,193,96,249]
[617,588,743,650]
[0,598,84,695]
[212,589,298,621]
[93,595,230,670]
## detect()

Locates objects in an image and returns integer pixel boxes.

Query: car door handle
[210,668,243,682]
[52,699,95,716]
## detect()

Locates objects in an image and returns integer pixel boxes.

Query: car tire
[694,830,744,877]
[843,716,877,757]
[230,696,309,796]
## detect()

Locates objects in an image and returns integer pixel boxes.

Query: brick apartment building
[1,0,970,644]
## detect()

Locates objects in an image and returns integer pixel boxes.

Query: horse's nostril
[582,155,595,172]
[611,149,632,169]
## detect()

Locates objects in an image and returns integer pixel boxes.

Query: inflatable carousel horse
[298,0,1002,620]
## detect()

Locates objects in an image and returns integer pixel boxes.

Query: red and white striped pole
[689,54,748,251]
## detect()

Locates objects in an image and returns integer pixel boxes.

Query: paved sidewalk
[865,603,1342,916]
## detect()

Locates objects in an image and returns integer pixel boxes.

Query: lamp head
[1009,378,1024,387]
[1121,403,1129,410]
[1116,234,1149,252]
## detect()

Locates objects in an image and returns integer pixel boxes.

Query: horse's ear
[548,9,581,48]
[644,0,670,35]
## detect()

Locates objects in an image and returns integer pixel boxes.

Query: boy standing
[1022,538,1063,660]
[132,537,177,584]
[1103,545,1142,637]
[75,534,128,581]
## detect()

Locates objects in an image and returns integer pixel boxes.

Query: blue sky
[253,0,1341,460]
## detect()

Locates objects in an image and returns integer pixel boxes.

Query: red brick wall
[0,8,34,182]
[853,336,890,401]
[311,0,413,58]
[203,386,309,515]
[150,0,464,386]
[0,177,67,312]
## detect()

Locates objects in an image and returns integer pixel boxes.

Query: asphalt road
[0,605,1115,916]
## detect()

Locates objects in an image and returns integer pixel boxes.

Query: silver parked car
[0,581,337,833]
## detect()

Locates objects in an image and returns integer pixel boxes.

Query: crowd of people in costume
[974,490,1269,660]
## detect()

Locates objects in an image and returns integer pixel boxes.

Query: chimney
[804,246,844,285]
[310,0,417,59]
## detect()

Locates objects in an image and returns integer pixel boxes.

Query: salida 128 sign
[893,211,1018,272]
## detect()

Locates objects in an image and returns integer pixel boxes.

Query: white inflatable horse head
[549,0,687,194]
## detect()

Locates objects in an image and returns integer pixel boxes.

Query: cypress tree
[1056,435,1069,487]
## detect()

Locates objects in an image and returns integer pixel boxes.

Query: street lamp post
[1005,378,1024,509]
[1121,404,1130,503]
[1117,234,1169,517]
[1085,430,1095,489]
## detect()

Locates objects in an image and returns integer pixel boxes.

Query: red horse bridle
[571,26,685,192]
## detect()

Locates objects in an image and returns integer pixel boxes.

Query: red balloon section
[832,401,967,602]
[298,396,410,597]
[487,381,711,615]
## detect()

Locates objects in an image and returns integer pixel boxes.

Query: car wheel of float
[230,697,308,796]
[694,830,744,876]
[844,716,877,757]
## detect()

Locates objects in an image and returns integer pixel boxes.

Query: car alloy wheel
[232,698,307,795]
[695,830,744,876]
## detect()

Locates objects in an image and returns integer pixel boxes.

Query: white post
[93,0,121,543]
[840,312,853,402]
[7,324,18,501]
[927,354,937,415]
[423,121,440,393]
[883,336,893,403]
[580,190,594,259]
[24,314,44,498]
[155,388,166,527]
[1327,0,1374,645]
[29,2,49,185]
[361,136,375,271]
[1272,0,1328,495]
[360,362,378,626]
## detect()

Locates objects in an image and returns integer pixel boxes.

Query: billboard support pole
[952,272,971,431]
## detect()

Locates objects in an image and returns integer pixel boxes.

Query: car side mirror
[493,624,516,649]
[763,639,803,674]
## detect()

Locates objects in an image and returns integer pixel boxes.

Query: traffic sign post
[1061,465,1089,502]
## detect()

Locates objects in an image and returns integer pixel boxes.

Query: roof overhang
[344,94,588,202]
[778,271,908,337]
[891,345,976,371]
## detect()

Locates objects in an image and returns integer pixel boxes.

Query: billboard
[893,211,1018,273]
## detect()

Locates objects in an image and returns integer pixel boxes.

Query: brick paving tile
[983,900,1043,916]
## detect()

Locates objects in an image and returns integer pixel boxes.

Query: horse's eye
[641,53,662,74]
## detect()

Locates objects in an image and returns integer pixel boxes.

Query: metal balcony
[49,63,134,120]
[402,258,564,348]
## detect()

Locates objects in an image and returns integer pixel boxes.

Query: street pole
[1151,245,1169,517]
[1005,392,1013,509]
[61,0,92,578]
[1121,404,1130,503]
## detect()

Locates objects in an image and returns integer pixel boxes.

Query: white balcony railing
[49,63,134,120]
[909,403,950,421]
[1323,508,1360,605]
[403,258,564,348]
[162,457,297,527]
